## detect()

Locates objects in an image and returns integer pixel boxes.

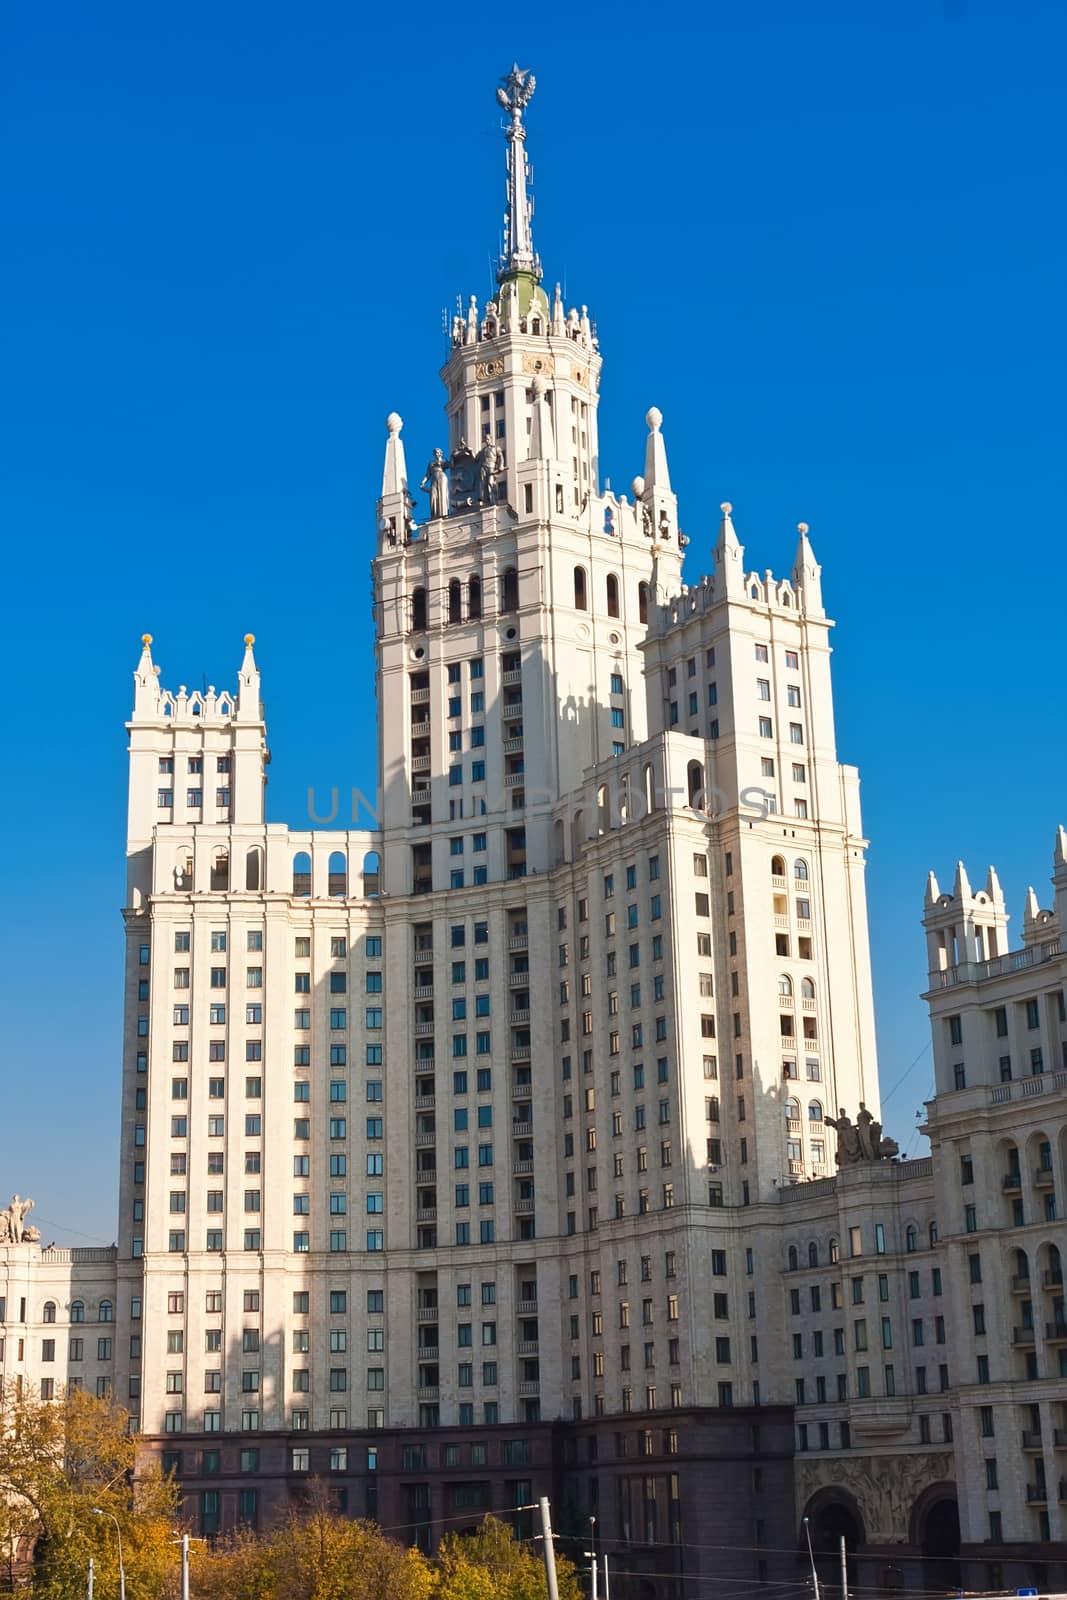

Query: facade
[2,68,1066,1598]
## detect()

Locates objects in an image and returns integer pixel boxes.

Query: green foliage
[436,1514,581,1600]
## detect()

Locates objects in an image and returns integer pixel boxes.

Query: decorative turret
[792,522,824,617]
[713,501,745,598]
[1050,823,1067,931]
[132,633,160,720]
[923,857,1009,977]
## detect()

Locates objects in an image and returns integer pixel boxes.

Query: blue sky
[1,1,1064,1244]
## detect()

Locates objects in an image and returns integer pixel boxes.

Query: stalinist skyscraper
[3,70,895,1593]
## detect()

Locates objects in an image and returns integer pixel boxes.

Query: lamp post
[91,1509,126,1600]
[803,1516,820,1600]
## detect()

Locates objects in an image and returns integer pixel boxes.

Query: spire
[952,859,972,899]
[792,522,824,616]
[1055,825,1067,868]
[237,633,260,721]
[985,864,1004,906]
[714,501,745,597]
[924,870,941,908]
[643,407,671,494]
[1024,885,1041,925]
[132,633,160,718]
[381,413,408,499]
[496,66,541,284]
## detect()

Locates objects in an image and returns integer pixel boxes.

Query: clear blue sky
[2,1,1064,1244]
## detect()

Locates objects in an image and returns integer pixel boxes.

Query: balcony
[511,1044,532,1061]
[511,1008,531,1025]
[413,1058,435,1075]
[414,1167,436,1184]
[1025,1483,1048,1505]
[1013,1325,1037,1346]
[414,1094,436,1111]
[414,1020,435,1036]
[778,995,795,1010]
[513,1158,534,1175]
[502,668,522,686]
[797,918,813,932]
[1045,1319,1067,1343]
[787,1118,802,1136]
[1044,1268,1064,1288]
[410,686,430,703]
[416,1209,438,1227]
[512,1083,532,1101]
[771,875,787,891]
[1054,1428,1067,1449]
[1022,1430,1044,1451]
[773,915,789,930]
[1002,1172,1023,1193]
[418,1385,440,1402]
[505,773,525,788]
[518,1339,539,1356]
[518,1380,540,1397]
[1011,1274,1033,1295]
[411,754,431,773]
[503,738,524,755]
[508,934,529,951]
[415,1132,436,1148]
[1035,1167,1055,1188]
[416,1307,438,1323]
[518,1298,538,1315]
[416,1345,439,1361]
[801,997,817,1011]
[414,984,433,1001]
[514,1198,535,1214]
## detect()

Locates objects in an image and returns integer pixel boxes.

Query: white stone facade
[2,69,1065,1589]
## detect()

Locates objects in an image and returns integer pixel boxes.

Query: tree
[190,1496,434,1600]
[0,1378,181,1599]
[436,1514,582,1600]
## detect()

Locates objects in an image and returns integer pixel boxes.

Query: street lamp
[803,1515,821,1600]
[91,1509,126,1600]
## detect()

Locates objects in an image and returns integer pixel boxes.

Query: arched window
[292,852,312,897]
[573,809,584,847]
[606,573,620,618]
[448,579,462,624]
[553,819,566,867]
[43,1301,56,1324]
[771,855,786,877]
[1014,1247,1030,1283]
[328,851,347,898]
[643,764,656,815]
[411,586,427,632]
[362,851,381,897]
[70,1301,85,1323]
[928,1221,938,1247]
[787,1245,799,1272]
[574,567,588,611]
[808,1242,819,1267]
[687,760,704,808]
[794,859,809,880]
[501,568,519,613]
[468,576,482,620]
[596,785,610,835]
[99,1300,113,1323]
[638,581,649,624]
[829,1237,840,1264]
[784,1097,801,1123]
[210,851,229,892]
[245,848,262,891]
[808,1100,823,1122]
[800,977,816,1000]
[905,1224,918,1253]
[778,974,793,996]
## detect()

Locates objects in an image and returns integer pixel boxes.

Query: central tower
[374,69,684,896]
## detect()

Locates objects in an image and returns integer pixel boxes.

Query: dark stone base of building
[141,1405,797,1598]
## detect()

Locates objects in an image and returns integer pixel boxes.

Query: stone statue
[0,1195,35,1244]
[420,449,450,520]
[449,439,479,509]
[827,1106,899,1167]
[477,436,504,504]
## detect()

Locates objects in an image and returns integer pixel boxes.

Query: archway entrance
[802,1494,864,1594]
[918,1496,960,1591]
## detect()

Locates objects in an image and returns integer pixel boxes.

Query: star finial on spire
[496,66,541,284]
